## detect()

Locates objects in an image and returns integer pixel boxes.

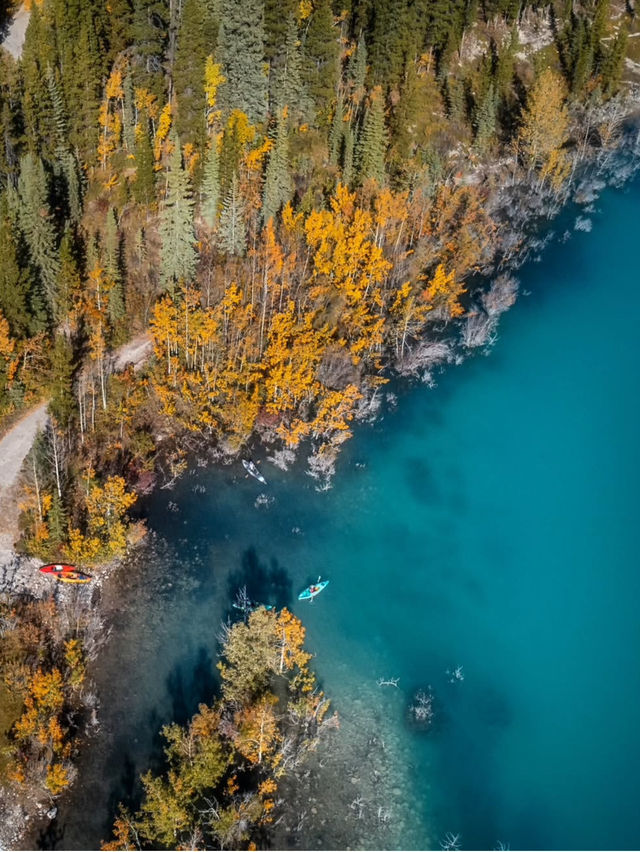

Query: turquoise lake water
[49,174,640,850]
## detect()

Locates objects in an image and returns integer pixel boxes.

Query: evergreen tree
[56,228,82,322]
[15,154,60,320]
[273,14,310,120]
[591,0,609,69]
[329,95,345,165]
[131,0,169,98]
[368,0,410,89]
[66,13,104,162]
[341,122,355,186]
[0,197,33,337]
[302,0,339,124]
[107,0,134,61]
[105,209,126,323]
[123,72,137,152]
[474,83,497,151]
[217,173,246,255]
[160,138,197,290]
[20,6,57,159]
[601,23,628,98]
[262,111,292,224]
[49,334,75,428]
[0,55,21,188]
[218,112,251,197]
[200,141,221,228]
[173,0,218,146]
[217,0,268,125]
[133,123,156,205]
[48,491,69,550]
[348,32,368,108]
[356,86,387,184]
[264,0,296,63]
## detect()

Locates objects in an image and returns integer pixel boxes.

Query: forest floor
[0,4,29,61]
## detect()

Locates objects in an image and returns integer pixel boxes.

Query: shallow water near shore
[47,175,640,850]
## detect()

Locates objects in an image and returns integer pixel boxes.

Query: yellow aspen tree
[422,264,466,319]
[517,68,570,183]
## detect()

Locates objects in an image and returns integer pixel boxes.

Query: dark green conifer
[0,197,33,337]
[15,154,60,320]
[217,0,268,124]
[160,137,197,290]
[264,0,296,63]
[133,123,156,205]
[329,95,345,165]
[173,0,218,146]
[131,0,169,98]
[200,141,221,228]
[56,228,81,322]
[273,15,310,121]
[474,83,497,151]
[217,173,246,256]
[105,209,126,323]
[356,87,387,184]
[601,23,628,98]
[302,0,339,124]
[262,111,292,224]
[48,334,75,428]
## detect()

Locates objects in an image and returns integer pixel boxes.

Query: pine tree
[264,0,296,63]
[105,209,125,323]
[341,122,355,186]
[217,0,268,125]
[368,0,410,89]
[15,154,60,320]
[131,0,169,99]
[20,6,57,159]
[133,123,156,205]
[601,22,628,98]
[56,228,82,322]
[329,95,344,165]
[302,0,339,124]
[356,86,387,184]
[262,111,292,224]
[49,334,75,428]
[474,83,497,151]
[66,12,105,163]
[160,138,197,290]
[173,0,218,146]
[123,72,136,152]
[200,141,221,228]
[0,196,34,338]
[107,0,134,61]
[217,173,246,255]
[348,32,368,109]
[273,14,310,121]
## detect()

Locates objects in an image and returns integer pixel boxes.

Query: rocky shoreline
[1,87,639,851]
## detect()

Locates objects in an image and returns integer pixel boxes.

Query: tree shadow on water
[226,546,293,611]
[165,646,217,728]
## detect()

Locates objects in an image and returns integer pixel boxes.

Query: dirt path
[0,402,48,569]
[0,4,30,60]
[113,331,152,372]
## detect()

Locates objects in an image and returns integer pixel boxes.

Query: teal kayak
[298,578,329,601]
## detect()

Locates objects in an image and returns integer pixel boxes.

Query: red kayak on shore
[40,563,77,575]
[39,564,92,584]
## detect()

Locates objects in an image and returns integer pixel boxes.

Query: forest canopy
[0,0,634,555]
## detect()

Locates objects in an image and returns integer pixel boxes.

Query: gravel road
[0,5,30,60]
